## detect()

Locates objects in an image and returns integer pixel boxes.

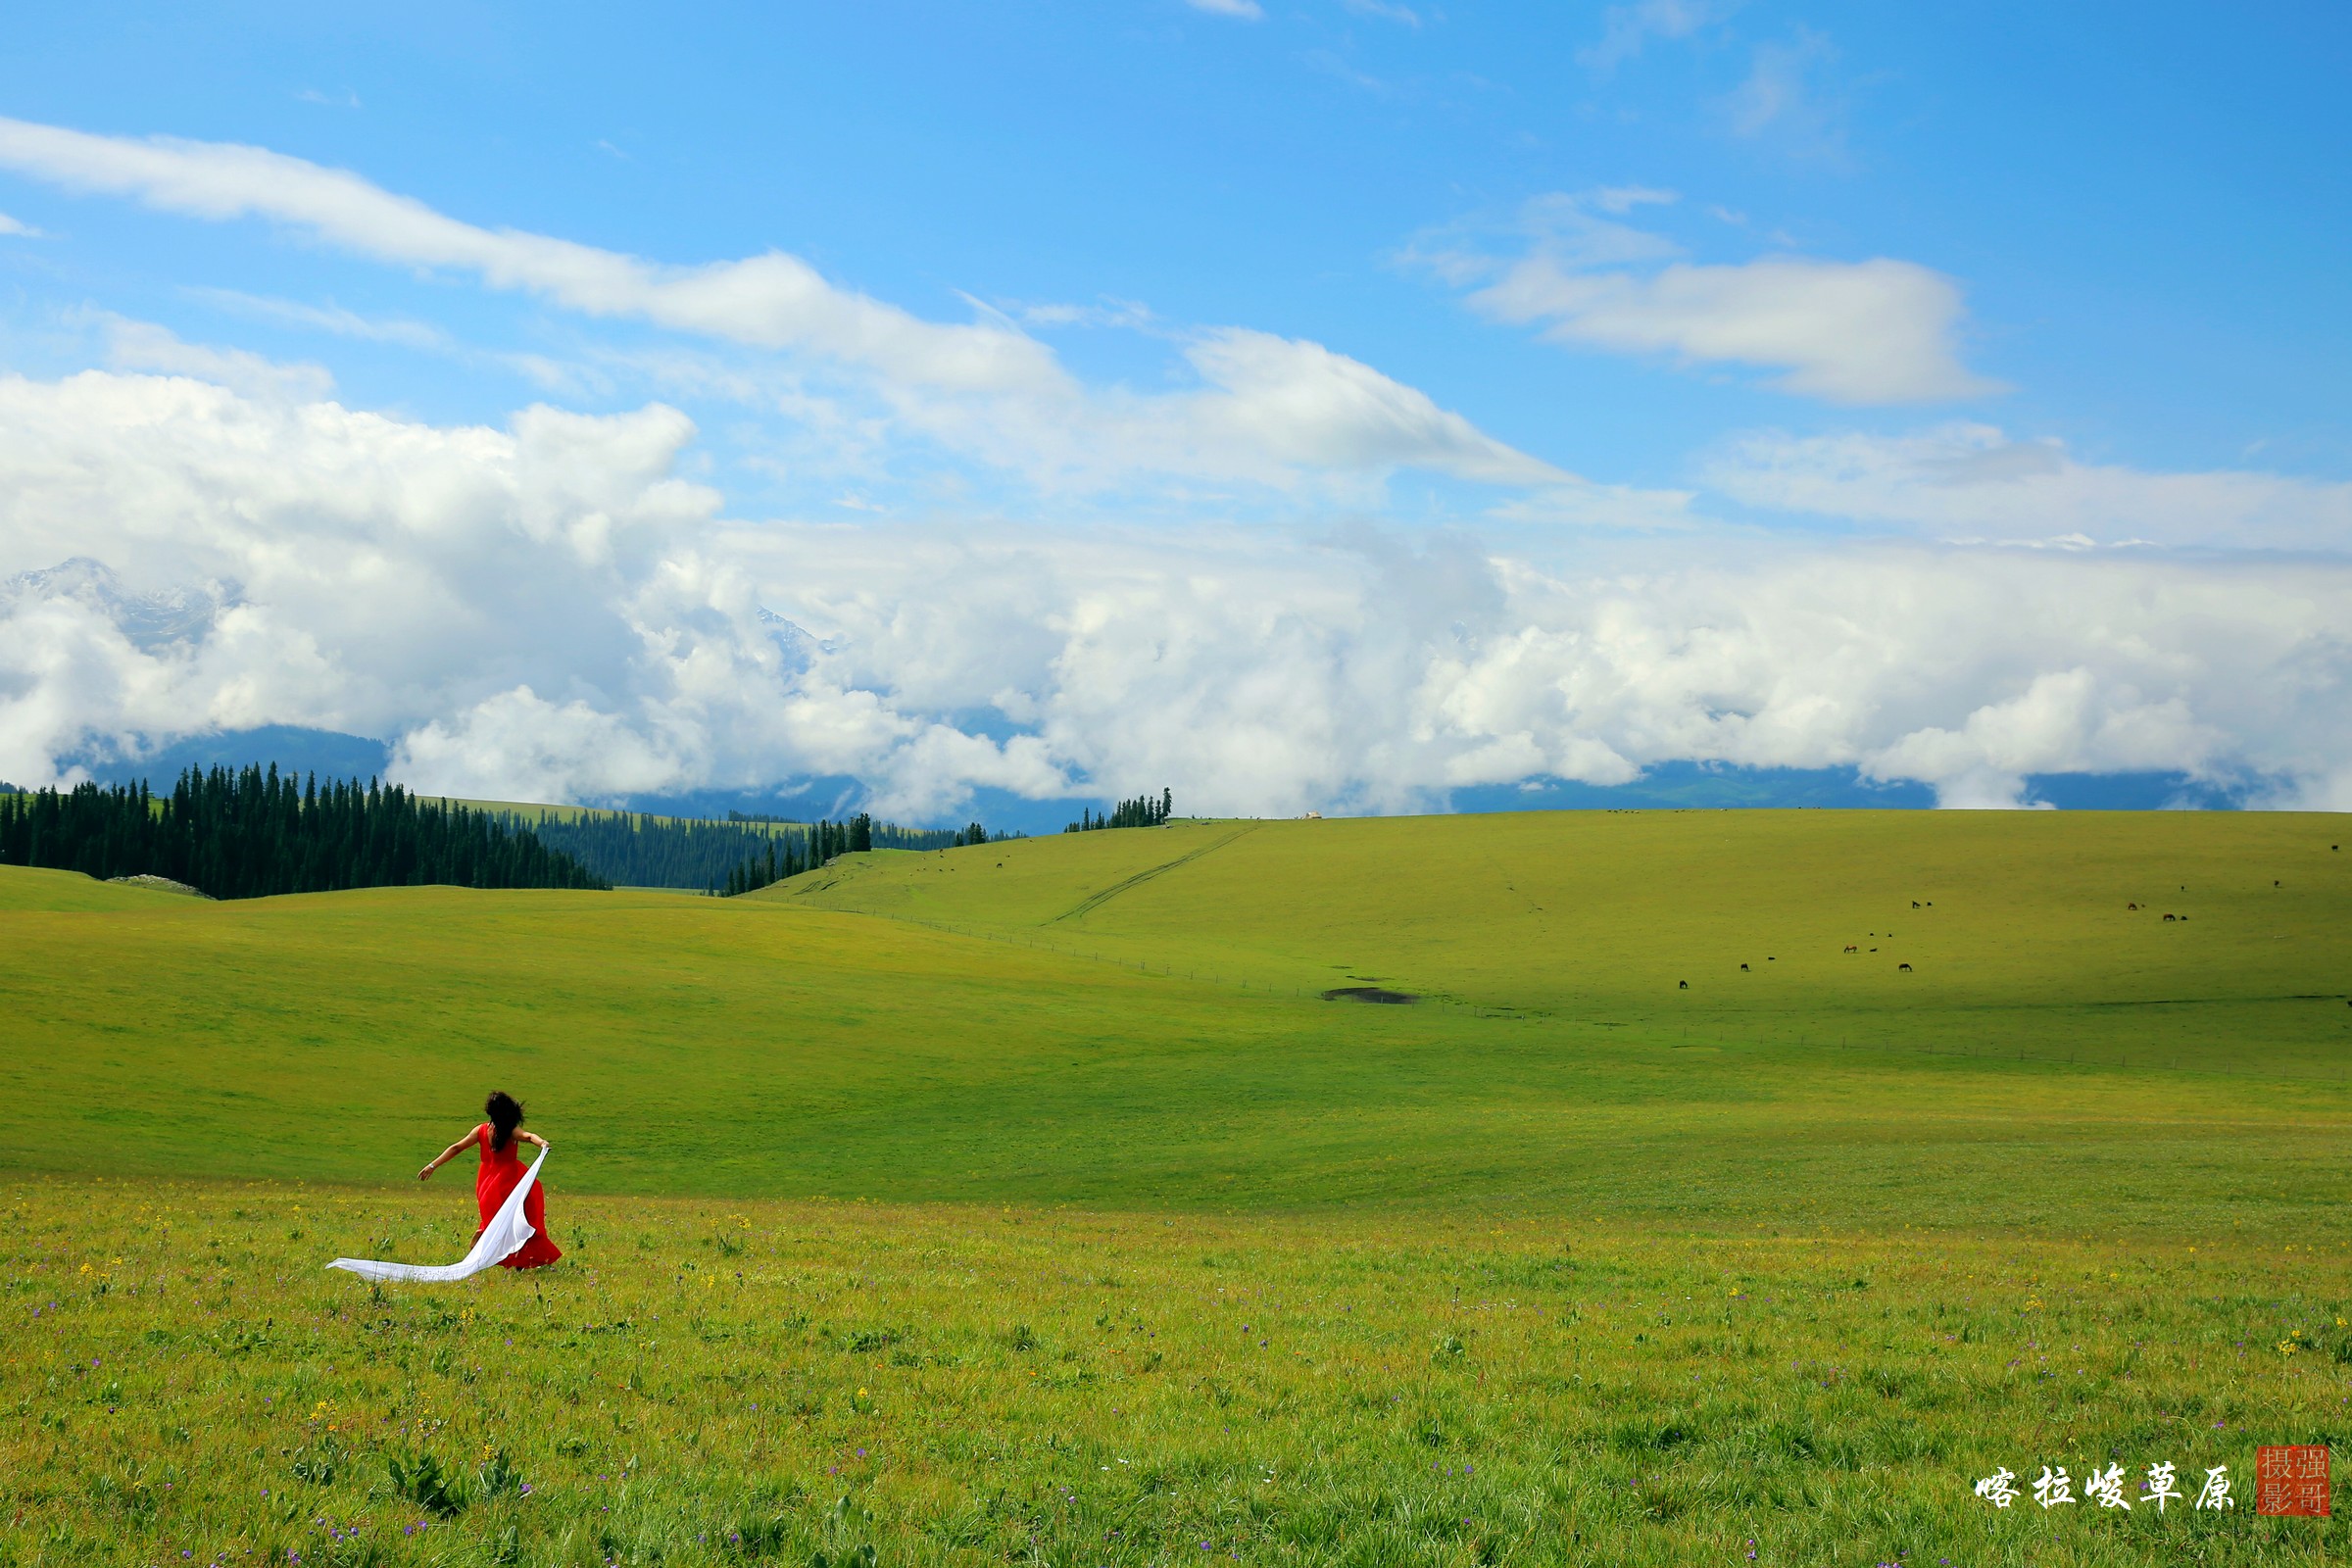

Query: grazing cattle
[1679,980,1689,990]
[2128,903,2138,910]
[1899,962,1913,972]
[2163,912,2177,921]
[1911,900,1920,907]
[1740,962,1750,971]
[1842,944,1858,954]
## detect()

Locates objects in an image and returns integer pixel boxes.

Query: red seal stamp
[2257,1446,2329,1517]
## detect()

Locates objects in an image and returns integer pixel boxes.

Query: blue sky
[0,2,2347,819]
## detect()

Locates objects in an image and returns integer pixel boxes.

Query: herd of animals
[1672,878,2257,993]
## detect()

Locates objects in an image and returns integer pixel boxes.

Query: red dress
[472,1124,562,1269]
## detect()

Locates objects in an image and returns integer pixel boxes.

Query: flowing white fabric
[327,1150,546,1283]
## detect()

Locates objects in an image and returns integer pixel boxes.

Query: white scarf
[328,1150,547,1283]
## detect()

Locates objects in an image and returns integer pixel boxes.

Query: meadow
[4,809,2350,1563]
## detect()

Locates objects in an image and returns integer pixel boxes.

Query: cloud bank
[1,368,2346,818]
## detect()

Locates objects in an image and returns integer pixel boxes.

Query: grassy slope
[7,812,2351,1564]
[775,810,2352,1069]
[2,810,2348,1233]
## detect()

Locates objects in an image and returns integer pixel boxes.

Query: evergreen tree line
[0,766,608,899]
[517,808,999,892]
[519,810,808,891]
[726,810,963,852]
[720,813,873,896]
[717,814,1008,897]
[0,768,1005,900]
[1067,788,1173,833]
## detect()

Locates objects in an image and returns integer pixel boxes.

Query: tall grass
[5,1179,2345,1566]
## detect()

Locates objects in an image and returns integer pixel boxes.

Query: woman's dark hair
[485,1091,524,1152]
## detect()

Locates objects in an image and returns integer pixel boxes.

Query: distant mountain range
[44,723,2262,831]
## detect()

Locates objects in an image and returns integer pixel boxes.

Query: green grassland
[7,1182,2346,1568]
[775,809,2352,1076]
[4,808,2350,1563]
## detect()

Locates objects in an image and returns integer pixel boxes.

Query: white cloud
[1722,29,1848,164]
[1580,0,1728,74]
[1867,669,2208,809]
[190,289,456,352]
[1484,479,1700,532]
[1429,194,1999,404]
[97,314,336,401]
[1170,329,1565,486]
[0,210,41,237]
[1706,423,2352,552]
[1591,185,1679,216]
[1187,0,1265,18]
[0,116,1557,494]
[3,368,2347,818]
[188,288,595,393]
[1015,296,1156,330]
[1342,0,1421,25]
[0,116,1063,396]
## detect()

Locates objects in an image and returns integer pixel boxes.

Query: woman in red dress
[416,1091,563,1269]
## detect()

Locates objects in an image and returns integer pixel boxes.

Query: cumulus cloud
[0,115,1555,494]
[1419,193,1999,405]
[1706,423,2352,551]
[3,367,2345,817]
[732,516,2352,812]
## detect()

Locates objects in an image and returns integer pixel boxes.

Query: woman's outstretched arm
[417,1131,475,1182]
[515,1130,551,1152]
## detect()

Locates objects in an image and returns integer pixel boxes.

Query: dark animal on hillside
[1911,900,1920,907]
[1843,944,1858,954]
[2163,913,2177,921]
[1740,962,1750,971]
[1899,962,1912,972]
[1679,980,1689,990]
[2128,903,2138,910]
